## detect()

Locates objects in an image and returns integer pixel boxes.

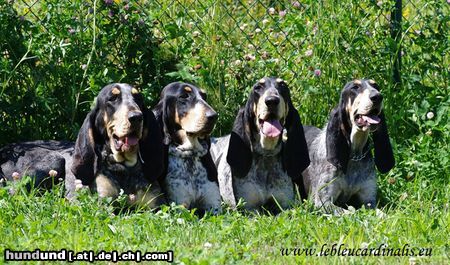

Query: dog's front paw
[74,179,89,191]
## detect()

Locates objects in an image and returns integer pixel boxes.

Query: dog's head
[99,84,145,159]
[341,79,384,133]
[227,77,310,184]
[71,83,164,185]
[153,82,218,146]
[326,79,395,173]
[153,82,218,181]
[250,77,291,150]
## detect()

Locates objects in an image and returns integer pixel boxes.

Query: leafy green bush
[1,0,179,144]
[1,0,448,191]
[0,1,449,262]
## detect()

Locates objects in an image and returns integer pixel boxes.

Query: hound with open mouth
[153,82,221,214]
[210,77,310,211]
[302,79,395,214]
[69,83,165,208]
[0,83,165,208]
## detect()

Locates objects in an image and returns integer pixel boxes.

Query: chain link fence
[1,0,448,143]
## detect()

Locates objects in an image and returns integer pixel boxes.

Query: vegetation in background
[0,0,448,263]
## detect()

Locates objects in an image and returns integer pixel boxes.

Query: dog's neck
[253,134,283,157]
[349,127,369,156]
[103,146,139,168]
[169,130,207,158]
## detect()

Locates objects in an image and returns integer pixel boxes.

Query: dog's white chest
[233,156,294,208]
[166,155,208,198]
[167,155,207,181]
[336,159,377,196]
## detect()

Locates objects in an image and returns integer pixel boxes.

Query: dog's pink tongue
[262,120,283,137]
[362,115,380,125]
[121,136,139,151]
[125,136,139,146]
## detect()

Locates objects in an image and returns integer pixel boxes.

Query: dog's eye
[179,93,189,99]
[133,93,144,103]
[351,85,359,90]
[109,94,119,102]
[371,84,380,91]
[200,92,207,101]
[254,85,263,92]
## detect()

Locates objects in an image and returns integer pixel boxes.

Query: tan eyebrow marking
[354,79,362,85]
[368,79,376,84]
[131,88,139,94]
[112,87,121,95]
[259,78,266,84]
[276,78,284,83]
[184,86,192,92]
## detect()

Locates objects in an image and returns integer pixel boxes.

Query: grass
[1,0,449,264]
[0,173,448,264]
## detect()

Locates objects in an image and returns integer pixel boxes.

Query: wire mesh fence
[9,0,403,85]
[1,0,448,143]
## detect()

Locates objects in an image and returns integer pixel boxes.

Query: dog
[302,79,395,214]
[0,141,72,190]
[210,77,310,211]
[153,82,221,213]
[69,83,165,207]
[1,83,165,208]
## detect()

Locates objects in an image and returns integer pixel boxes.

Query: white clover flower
[268,7,276,15]
[203,242,212,248]
[244,54,255,61]
[48,169,58,178]
[426,111,434,119]
[12,172,20,181]
[400,192,408,201]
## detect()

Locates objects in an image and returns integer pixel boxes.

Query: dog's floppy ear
[326,104,351,173]
[227,105,253,178]
[200,137,218,182]
[372,112,395,173]
[153,95,176,146]
[71,109,99,185]
[140,108,165,182]
[282,101,310,199]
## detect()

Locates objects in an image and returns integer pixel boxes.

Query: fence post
[391,0,402,86]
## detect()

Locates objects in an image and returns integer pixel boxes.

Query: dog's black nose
[206,110,218,123]
[369,92,383,104]
[128,111,143,123]
[265,96,280,107]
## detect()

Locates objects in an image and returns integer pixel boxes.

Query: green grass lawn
[0,174,448,264]
[1,0,449,263]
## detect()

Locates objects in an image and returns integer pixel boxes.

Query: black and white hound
[1,83,165,208]
[302,79,395,214]
[210,77,310,211]
[153,82,221,213]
